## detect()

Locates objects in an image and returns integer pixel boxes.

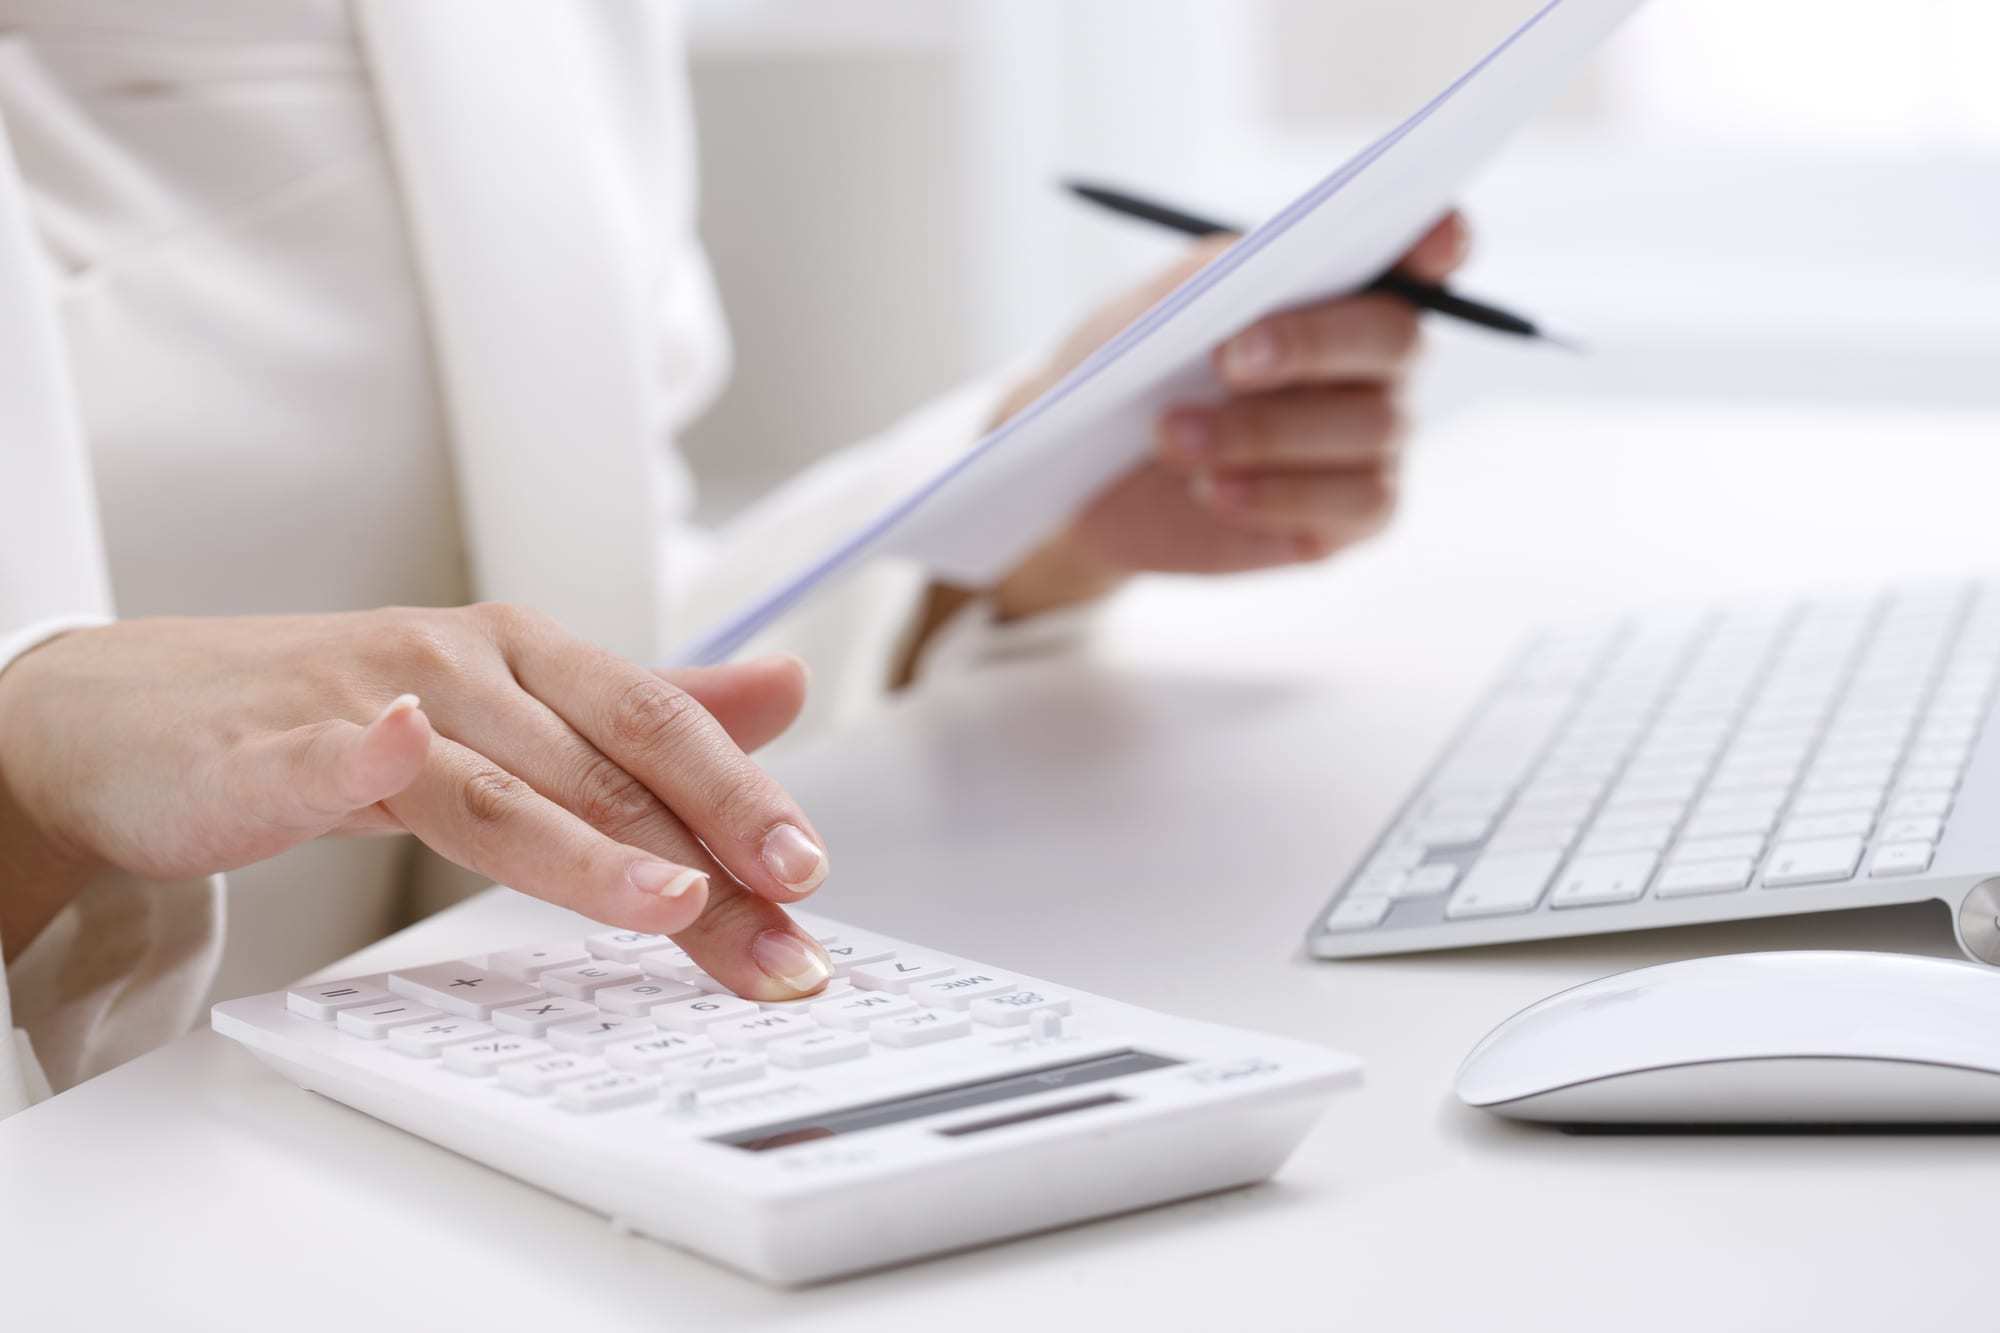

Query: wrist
[0,637,108,959]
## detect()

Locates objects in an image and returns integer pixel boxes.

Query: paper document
[674,0,1646,667]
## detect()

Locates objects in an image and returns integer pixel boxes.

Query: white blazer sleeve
[0,105,221,1117]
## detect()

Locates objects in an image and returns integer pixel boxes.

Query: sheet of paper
[673,0,1647,667]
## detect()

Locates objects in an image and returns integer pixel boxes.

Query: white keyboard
[214,912,1359,1284]
[1309,580,2000,964]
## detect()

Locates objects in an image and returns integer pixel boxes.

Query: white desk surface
[8,399,1999,1330]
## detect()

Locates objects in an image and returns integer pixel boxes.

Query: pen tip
[1539,331,1588,355]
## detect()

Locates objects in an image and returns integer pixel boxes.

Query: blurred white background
[676,0,2000,512]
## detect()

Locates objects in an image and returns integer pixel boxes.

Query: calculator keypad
[289,931,1076,1114]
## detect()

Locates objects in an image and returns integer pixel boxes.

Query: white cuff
[0,613,109,680]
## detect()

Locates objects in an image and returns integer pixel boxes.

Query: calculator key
[1323,895,1391,932]
[822,941,899,978]
[851,958,957,992]
[970,989,1072,1028]
[499,1052,606,1095]
[754,978,855,1013]
[906,972,1017,1010]
[656,1050,766,1089]
[490,997,599,1037]
[585,930,678,963]
[538,961,643,998]
[652,993,759,1033]
[387,961,543,1018]
[1443,851,1561,920]
[555,1072,658,1113]
[873,1009,973,1047]
[287,980,392,1021]
[390,1019,497,1057]
[768,1029,869,1069]
[1653,858,1755,899]
[592,979,704,1016]
[486,941,591,982]
[1761,837,1864,887]
[636,949,709,985]
[602,1032,714,1072]
[547,1016,650,1052]
[336,1000,444,1039]
[708,1012,819,1049]
[1549,852,1657,909]
[1869,842,1935,877]
[812,991,920,1031]
[445,1035,552,1076]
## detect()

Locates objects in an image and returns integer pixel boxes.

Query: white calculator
[212,912,1359,1284]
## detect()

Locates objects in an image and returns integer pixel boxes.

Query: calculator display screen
[713,1048,1180,1153]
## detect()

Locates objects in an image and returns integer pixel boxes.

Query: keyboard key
[656,1050,766,1089]
[1778,812,1873,842]
[586,930,678,963]
[1575,822,1674,857]
[1654,858,1755,898]
[1347,869,1408,900]
[390,1019,497,1057]
[1885,792,1953,821]
[336,1000,444,1039]
[851,958,957,992]
[537,961,643,999]
[907,972,1018,1009]
[636,948,710,985]
[1879,816,1944,844]
[1870,842,1935,877]
[812,991,920,1030]
[592,979,705,1016]
[499,1052,606,1095]
[1669,834,1763,864]
[547,1016,651,1052]
[754,978,855,1013]
[873,1009,973,1047]
[490,997,599,1036]
[1398,863,1460,897]
[768,1029,869,1069]
[1443,851,1561,920]
[486,941,590,982]
[652,993,759,1034]
[1762,837,1864,887]
[445,1035,551,1076]
[387,961,543,1018]
[1486,824,1578,854]
[1550,852,1658,908]
[287,980,392,1021]
[708,1012,819,1049]
[969,989,1072,1027]
[1787,788,1883,817]
[602,1031,714,1072]
[1323,895,1391,932]
[1895,767,1960,795]
[554,1071,657,1113]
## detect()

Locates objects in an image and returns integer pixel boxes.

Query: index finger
[1398,210,1470,283]
[499,611,830,904]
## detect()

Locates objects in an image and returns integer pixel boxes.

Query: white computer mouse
[1456,951,2000,1124]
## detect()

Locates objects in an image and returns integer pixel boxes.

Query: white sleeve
[0,107,223,1116]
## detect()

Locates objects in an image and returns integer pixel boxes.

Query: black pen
[1065,180,1579,352]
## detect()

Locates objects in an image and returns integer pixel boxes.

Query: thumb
[659,656,809,753]
[224,695,432,849]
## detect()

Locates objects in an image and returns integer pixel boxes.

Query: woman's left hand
[987,211,1470,618]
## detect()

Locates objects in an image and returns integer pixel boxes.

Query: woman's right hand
[0,606,837,998]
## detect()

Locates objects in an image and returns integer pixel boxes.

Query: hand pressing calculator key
[213,910,1360,1283]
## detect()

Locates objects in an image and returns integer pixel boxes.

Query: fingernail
[760,823,828,893]
[629,861,706,899]
[374,693,421,725]
[751,929,831,995]
[1222,327,1279,380]
[1163,412,1214,461]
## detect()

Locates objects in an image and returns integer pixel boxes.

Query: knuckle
[571,753,659,838]
[609,675,707,756]
[376,616,466,681]
[458,763,531,831]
